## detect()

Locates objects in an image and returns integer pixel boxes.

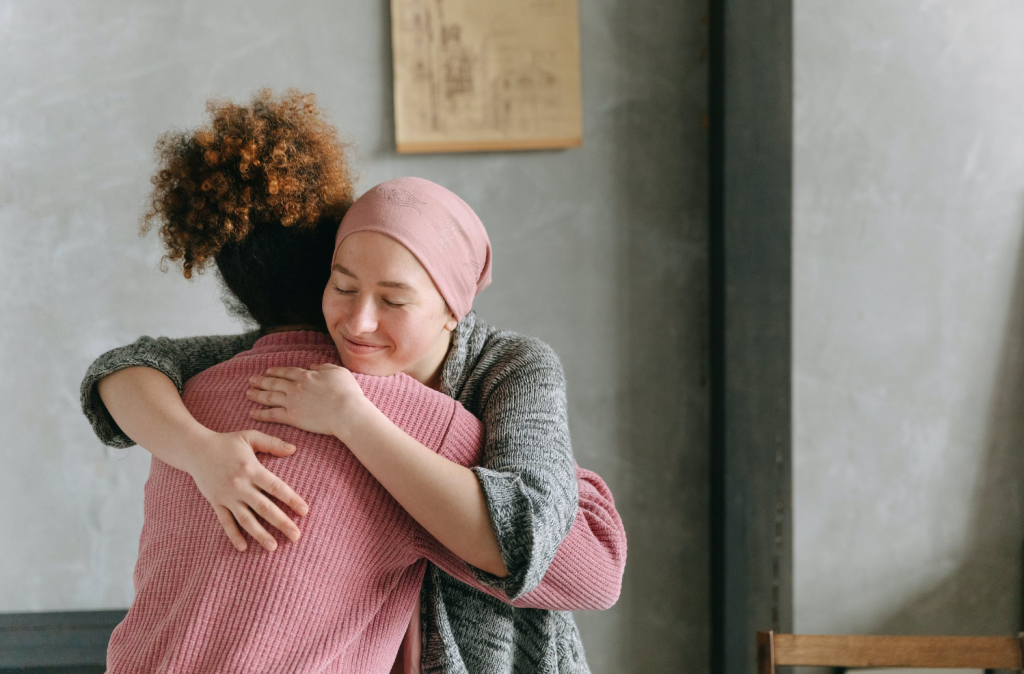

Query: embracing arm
[249,337,579,589]
[248,358,624,608]
[249,357,626,608]
[334,398,509,577]
[410,336,626,608]
[247,364,511,575]
[97,366,221,472]
[368,336,581,598]
[79,331,309,553]
[80,332,261,447]
[416,463,627,610]
[461,336,581,599]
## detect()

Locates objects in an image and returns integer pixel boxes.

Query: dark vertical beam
[709,1,793,673]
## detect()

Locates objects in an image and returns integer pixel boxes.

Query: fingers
[260,367,308,382]
[255,467,310,518]
[246,388,287,407]
[250,406,289,424]
[248,374,291,394]
[215,504,248,552]
[240,430,296,457]
[247,487,302,543]
[307,363,340,371]
[229,502,279,552]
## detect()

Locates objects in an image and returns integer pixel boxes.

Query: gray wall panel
[795,0,1024,642]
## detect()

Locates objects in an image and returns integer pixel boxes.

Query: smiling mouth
[343,336,386,351]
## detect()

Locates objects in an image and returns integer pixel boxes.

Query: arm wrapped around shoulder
[419,462,627,610]
[79,331,260,447]
[467,336,579,599]
[511,465,626,610]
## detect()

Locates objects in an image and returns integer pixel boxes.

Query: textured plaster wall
[795,1,1024,639]
[0,2,708,671]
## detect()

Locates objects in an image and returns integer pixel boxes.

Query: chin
[338,353,401,377]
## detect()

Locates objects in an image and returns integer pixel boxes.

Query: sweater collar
[250,330,337,353]
[440,311,488,399]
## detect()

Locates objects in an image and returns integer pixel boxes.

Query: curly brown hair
[140,89,355,329]
[142,88,354,278]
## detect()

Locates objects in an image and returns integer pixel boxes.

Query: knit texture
[108,332,483,673]
[81,313,626,674]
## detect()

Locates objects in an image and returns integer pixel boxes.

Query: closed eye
[335,286,402,307]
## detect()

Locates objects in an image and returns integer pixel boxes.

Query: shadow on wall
[603,3,710,674]
[873,221,1024,640]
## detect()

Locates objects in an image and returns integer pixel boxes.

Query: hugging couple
[81,89,626,673]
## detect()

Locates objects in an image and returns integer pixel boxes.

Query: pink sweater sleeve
[417,407,627,611]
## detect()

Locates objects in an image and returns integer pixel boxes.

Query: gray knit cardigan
[80,311,590,673]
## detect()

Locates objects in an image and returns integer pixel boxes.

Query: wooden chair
[757,631,1024,672]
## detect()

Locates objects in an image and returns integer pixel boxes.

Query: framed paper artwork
[390,0,582,153]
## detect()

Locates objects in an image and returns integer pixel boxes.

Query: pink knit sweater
[107,332,625,673]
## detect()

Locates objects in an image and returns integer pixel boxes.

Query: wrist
[331,396,380,446]
[161,423,216,474]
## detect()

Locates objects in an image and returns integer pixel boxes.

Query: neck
[406,329,454,391]
[422,363,445,391]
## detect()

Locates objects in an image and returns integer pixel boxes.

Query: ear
[444,306,458,332]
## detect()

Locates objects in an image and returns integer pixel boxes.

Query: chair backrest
[757,631,1024,672]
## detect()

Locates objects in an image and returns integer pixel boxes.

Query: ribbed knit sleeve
[511,466,626,610]
[465,337,579,600]
[415,463,626,610]
[79,331,260,447]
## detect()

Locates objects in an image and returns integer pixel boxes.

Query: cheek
[381,316,428,356]
[322,290,355,327]
[321,292,340,324]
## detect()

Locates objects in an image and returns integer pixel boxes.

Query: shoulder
[178,330,263,383]
[467,318,567,399]
[482,331,562,376]
[164,329,262,357]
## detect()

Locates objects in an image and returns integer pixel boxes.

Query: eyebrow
[332,264,416,291]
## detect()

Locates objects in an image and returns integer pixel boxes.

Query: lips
[342,335,387,354]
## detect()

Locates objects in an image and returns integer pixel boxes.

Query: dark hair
[215,218,339,329]
[141,88,354,328]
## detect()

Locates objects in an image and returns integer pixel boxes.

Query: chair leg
[756,631,775,674]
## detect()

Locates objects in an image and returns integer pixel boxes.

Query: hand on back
[184,429,310,552]
[246,364,369,441]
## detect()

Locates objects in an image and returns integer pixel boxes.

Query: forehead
[333,231,434,289]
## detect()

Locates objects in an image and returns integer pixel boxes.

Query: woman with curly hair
[82,89,625,673]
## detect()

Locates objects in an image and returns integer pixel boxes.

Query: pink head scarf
[332,177,492,321]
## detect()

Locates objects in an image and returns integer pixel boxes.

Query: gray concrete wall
[0,2,708,671]
[795,0,1024,640]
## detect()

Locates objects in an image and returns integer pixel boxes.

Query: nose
[345,296,378,335]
